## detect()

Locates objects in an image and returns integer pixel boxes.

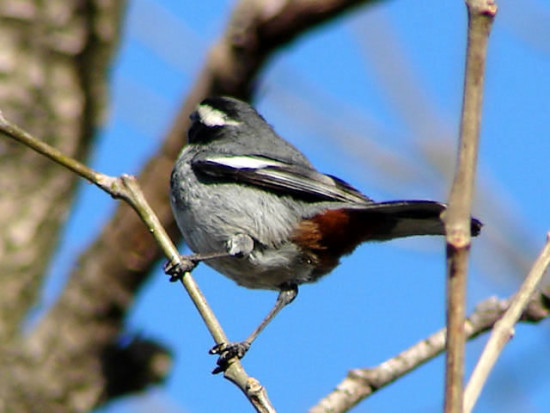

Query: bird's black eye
[187,119,203,143]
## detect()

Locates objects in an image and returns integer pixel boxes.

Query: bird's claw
[209,341,251,374]
[163,256,199,282]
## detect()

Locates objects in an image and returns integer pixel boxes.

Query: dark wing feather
[192,153,371,204]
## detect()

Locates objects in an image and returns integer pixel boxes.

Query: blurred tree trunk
[0,1,126,411]
[0,0,123,343]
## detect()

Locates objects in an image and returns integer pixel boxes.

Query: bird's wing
[191,153,371,204]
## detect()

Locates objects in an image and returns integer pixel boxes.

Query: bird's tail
[292,201,482,275]
[351,200,482,240]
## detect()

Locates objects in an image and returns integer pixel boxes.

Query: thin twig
[464,233,550,413]
[309,292,549,413]
[442,1,497,412]
[0,111,275,413]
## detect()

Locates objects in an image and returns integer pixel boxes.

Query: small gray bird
[168,96,481,373]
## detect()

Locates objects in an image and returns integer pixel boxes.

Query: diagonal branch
[309,291,550,413]
[464,233,550,412]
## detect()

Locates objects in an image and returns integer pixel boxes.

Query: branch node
[447,230,471,249]
[246,377,260,391]
[466,0,498,17]
[348,368,380,389]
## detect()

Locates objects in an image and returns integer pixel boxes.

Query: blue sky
[42,0,550,412]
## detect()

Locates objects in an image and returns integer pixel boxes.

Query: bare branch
[309,292,549,413]
[0,112,107,187]
[443,1,497,411]
[464,233,550,412]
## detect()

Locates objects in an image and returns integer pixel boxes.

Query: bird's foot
[163,255,199,282]
[209,341,251,374]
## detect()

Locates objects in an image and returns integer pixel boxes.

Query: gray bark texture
[0,2,143,412]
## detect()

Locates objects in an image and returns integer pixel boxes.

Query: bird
[167,96,482,373]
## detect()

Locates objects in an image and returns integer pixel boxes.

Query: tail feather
[347,200,482,240]
[292,200,482,276]
[354,201,447,240]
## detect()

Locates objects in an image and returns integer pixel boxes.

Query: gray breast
[170,150,316,289]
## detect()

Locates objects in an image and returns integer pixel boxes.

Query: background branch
[464,233,550,412]
[309,291,550,413]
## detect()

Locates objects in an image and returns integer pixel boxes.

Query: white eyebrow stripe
[205,155,285,169]
[197,104,241,127]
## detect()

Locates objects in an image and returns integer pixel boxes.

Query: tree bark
[0,1,126,411]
